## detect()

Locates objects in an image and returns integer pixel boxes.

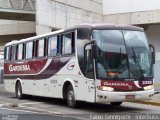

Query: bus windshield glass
[92,30,152,79]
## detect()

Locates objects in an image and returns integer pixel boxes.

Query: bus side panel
[4,56,96,102]
[4,79,16,93]
[55,57,93,102]
[21,79,33,95]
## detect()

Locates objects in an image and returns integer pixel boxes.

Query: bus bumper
[96,89,154,104]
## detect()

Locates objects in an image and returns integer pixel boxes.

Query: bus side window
[62,32,75,55]
[37,39,45,58]
[11,45,17,61]
[17,44,23,60]
[26,42,34,59]
[48,36,57,56]
[4,47,10,61]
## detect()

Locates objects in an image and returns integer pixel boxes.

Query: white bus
[4,24,155,107]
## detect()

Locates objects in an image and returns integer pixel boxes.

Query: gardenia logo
[9,65,30,72]
[104,82,129,86]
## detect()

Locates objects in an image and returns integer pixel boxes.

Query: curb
[129,100,160,106]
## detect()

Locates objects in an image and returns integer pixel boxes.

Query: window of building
[48,36,57,56]
[62,32,75,55]
[26,42,33,59]
[11,45,17,61]
[38,39,45,57]
[17,44,23,60]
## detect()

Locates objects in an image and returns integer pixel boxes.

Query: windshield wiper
[132,47,144,79]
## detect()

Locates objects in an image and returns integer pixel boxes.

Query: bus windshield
[92,30,152,79]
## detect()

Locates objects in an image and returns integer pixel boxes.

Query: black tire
[16,82,24,99]
[66,85,77,108]
[110,102,123,106]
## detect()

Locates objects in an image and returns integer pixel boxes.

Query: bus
[4,24,155,107]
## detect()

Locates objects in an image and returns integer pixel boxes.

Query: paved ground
[1,83,160,120]
[0,108,78,120]
[155,86,160,91]
[131,89,160,107]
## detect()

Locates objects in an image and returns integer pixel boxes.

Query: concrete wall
[0,0,35,11]
[0,0,36,50]
[103,0,160,25]
[36,0,103,35]
[103,10,160,25]
[103,0,160,15]
[0,20,35,35]
[0,33,35,51]
[0,20,35,51]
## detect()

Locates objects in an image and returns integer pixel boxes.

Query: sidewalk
[131,92,160,106]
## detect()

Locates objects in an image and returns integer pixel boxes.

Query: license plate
[125,95,135,100]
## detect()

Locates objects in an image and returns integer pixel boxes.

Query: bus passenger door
[84,44,96,103]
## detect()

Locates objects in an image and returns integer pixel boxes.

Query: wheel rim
[68,90,74,105]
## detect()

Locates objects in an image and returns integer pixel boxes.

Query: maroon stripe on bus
[4,57,71,80]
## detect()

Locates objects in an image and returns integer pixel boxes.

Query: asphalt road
[0,108,77,120]
[1,83,160,120]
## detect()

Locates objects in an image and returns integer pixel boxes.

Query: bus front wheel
[67,85,77,108]
[110,102,123,106]
[16,82,24,99]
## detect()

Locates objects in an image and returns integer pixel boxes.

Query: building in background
[0,0,102,49]
[0,0,36,51]
[36,0,103,35]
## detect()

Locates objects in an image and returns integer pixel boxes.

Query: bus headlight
[143,85,154,90]
[97,86,114,91]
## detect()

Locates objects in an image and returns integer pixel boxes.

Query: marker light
[97,86,114,91]
[143,85,154,90]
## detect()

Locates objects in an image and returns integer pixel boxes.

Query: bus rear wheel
[67,85,77,108]
[16,82,24,99]
[110,102,123,106]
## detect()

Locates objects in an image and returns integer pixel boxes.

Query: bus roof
[65,23,144,32]
[5,23,144,47]
[5,29,64,46]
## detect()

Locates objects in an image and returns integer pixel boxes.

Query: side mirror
[92,44,97,59]
[149,44,155,64]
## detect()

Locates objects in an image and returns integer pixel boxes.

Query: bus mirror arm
[149,44,155,64]
[92,44,97,59]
